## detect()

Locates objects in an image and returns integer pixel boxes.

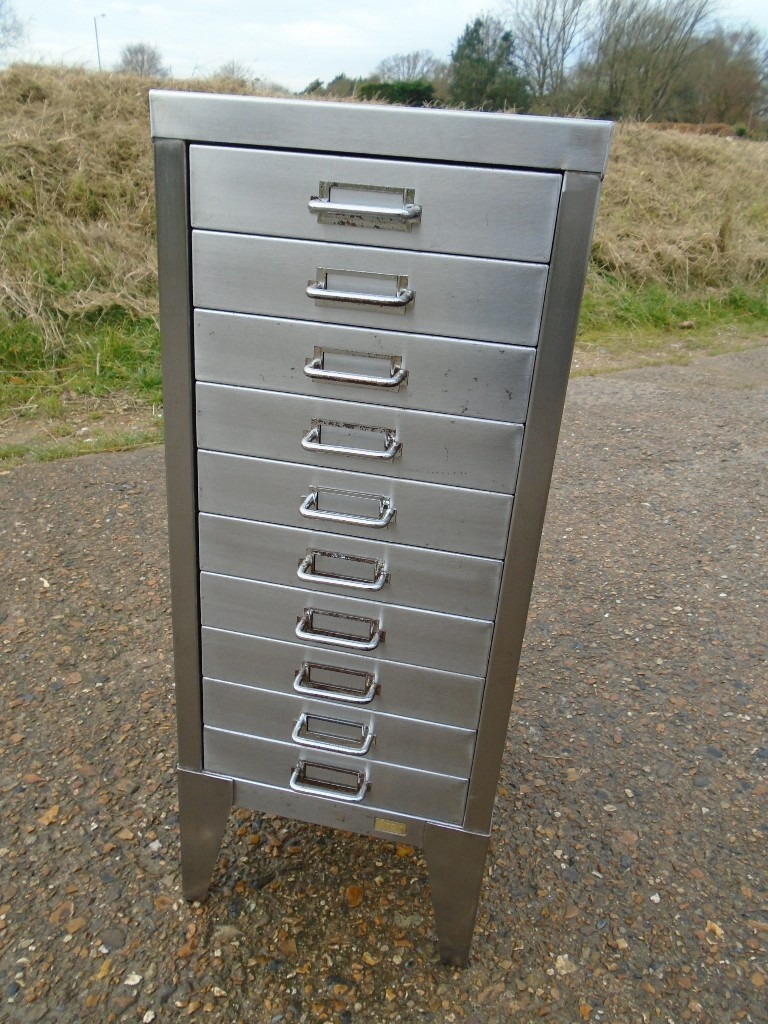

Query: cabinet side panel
[154,138,202,769]
[464,171,603,832]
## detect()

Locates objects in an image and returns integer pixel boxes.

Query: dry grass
[0,64,766,398]
[592,122,768,293]
[2,66,154,335]
[0,64,284,347]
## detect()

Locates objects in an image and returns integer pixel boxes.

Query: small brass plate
[374,817,408,837]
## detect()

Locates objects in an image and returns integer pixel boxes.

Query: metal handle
[308,197,422,223]
[289,760,369,803]
[295,609,384,652]
[306,281,415,308]
[301,426,401,462]
[292,712,374,756]
[297,553,388,592]
[303,357,408,389]
[300,492,395,529]
[293,663,378,704]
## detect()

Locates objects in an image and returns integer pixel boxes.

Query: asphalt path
[1,346,766,1022]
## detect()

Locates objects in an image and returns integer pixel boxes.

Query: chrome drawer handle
[301,426,401,462]
[297,552,388,592]
[306,280,415,309]
[292,711,374,756]
[299,491,395,530]
[295,609,384,652]
[294,663,378,704]
[307,197,422,224]
[303,357,408,389]
[290,759,369,803]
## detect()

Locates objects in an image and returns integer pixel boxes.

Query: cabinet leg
[177,768,234,901]
[423,822,491,966]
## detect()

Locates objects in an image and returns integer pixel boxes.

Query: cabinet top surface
[149,91,612,176]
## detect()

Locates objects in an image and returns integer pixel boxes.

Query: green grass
[0,306,161,416]
[1,305,163,465]
[573,280,768,372]
[580,279,768,336]
[1,278,765,465]
[0,425,163,467]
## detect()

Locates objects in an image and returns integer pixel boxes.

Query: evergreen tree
[450,16,532,110]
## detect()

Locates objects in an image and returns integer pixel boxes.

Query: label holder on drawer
[297,549,389,592]
[306,268,414,314]
[301,420,402,462]
[300,487,396,529]
[295,607,385,652]
[294,661,379,704]
[303,348,408,390]
[290,759,370,802]
[292,711,374,756]
[308,181,421,232]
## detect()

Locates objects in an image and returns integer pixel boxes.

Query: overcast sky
[9,0,768,92]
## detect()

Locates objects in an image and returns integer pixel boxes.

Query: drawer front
[204,727,468,825]
[198,452,513,559]
[192,232,548,347]
[203,679,476,777]
[200,573,493,678]
[199,515,503,619]
[194,311,536,423]
[197,383,522,494]
[190,145,561,263]
[202,628,485,729]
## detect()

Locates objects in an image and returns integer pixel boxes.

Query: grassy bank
[1,64,767,461]
[583,120,768,365]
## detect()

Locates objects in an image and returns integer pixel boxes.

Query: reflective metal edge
[149,92,612,176]
[154,138,202,770]
[463,170,606,832]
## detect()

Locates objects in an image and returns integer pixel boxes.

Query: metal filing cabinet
[150,92,611,965]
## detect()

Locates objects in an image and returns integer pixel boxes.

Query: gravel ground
[1,346,766,1023]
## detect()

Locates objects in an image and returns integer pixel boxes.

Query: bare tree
[508,0,588,100]
[115,42,169,78]
[574,0,715,119]
[670,26,768,125]
[759,36,768,119]
[0,0,24,55]
[372,50,448,82]
[213,60,254,81]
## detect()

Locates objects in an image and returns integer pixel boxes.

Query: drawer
[203,679,476,778]
[192,232,548,347]
[201,628,485,729]
[199,515,503,619]
[196,383,522,493]
[194,311,536,423]
[204,726,468,825]
[198,452,514,559]
[190,145,561,263]
[200,573,494,678]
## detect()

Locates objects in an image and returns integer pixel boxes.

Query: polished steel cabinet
[151,92,611,966]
